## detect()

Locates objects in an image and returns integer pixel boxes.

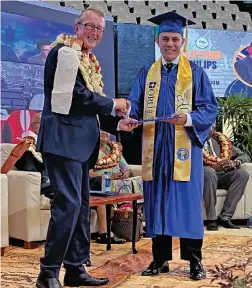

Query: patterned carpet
[1,233,252,288]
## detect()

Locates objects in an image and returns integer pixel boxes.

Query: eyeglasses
[78,23,104,34]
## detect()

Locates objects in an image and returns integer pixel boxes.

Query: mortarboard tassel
[183,19,188,53]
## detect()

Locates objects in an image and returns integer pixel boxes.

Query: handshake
[114,98,131,117]
[114,98,140,132]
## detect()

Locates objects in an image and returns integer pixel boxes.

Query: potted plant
[217,93,252,159]
[210,258,252,287]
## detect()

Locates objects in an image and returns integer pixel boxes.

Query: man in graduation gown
[234,42,252,86]
[35,8,138,288]
[128,12,218,280]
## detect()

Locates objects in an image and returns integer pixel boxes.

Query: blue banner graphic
[155,28,252,97]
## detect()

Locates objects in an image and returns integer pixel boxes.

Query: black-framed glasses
[78,23,104,34]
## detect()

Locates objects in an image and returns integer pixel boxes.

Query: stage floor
[1,228,252,287]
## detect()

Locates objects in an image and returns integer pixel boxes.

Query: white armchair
[1,143,50,248]
[203,163,252,220]
[1,173,9,256]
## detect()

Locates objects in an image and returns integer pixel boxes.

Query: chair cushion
[40,195,51,210]
[216,189,227,196]
[1,143,16,168]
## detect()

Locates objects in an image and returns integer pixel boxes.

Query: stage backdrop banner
[1,11,115,143]
[155,28,252,97]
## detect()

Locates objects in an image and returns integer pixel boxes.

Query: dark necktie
[207,140,214,154]
[165,63,174,73]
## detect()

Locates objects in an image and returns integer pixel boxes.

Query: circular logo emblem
[233,44,252,88]
[177,148,189,161]
[195,37,209,49]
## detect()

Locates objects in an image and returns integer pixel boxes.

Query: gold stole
[142,54,192,181]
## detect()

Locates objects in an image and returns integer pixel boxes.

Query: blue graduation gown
[128,61,218,239]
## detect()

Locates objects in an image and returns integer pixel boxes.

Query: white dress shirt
[204,138,217,157]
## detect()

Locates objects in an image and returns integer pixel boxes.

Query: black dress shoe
[207,220,218,231]
[141,260,169,276]
[36,273,62,288]
[219,218,240,229]
[64,272,109,287]
[190,261,206,280]
[160,261,169,273]
[86,259,92,267]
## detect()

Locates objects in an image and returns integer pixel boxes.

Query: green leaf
[217,93,252,159]
[232,278,246,288]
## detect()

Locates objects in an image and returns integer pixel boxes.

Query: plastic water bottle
[249,211,252,229]
[102,172,111,193]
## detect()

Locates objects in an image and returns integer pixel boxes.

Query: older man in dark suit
[203,125,250,231]
[36,8,138,288]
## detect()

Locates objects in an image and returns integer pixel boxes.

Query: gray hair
[74,8,105,25]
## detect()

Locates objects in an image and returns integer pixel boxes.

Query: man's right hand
[114,98,128,111]
[116,100,131,116]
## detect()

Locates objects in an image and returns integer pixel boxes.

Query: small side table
[90,193,144,254]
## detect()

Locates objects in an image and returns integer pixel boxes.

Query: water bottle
[102,172,111,193]
[249,211,252,229]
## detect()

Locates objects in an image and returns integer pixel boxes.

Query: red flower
[96,65,100,71]
[89,53,94,60]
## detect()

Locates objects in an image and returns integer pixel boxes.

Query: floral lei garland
[203,132,232,166]
[95,141,122,170]
[28,143,43,163]
[51,34,105,96]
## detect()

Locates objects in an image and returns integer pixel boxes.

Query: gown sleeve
[185,67,218,148]
[128,65,150,120]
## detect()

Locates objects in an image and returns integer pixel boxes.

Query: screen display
[155,28,252,97]
[1,11,115,143]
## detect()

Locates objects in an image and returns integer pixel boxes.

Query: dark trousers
[41,153,90,278]
[152,235,203,266]
[204,166,249,221]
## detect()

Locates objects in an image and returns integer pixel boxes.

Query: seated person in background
[14,113,55,199]
[90,131,143,194]
[90,204,126,244]
[15,113,103,201]
[89,130,143,244]
[203,125,250,231]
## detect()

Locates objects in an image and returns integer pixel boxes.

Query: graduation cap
[148,11,196,51]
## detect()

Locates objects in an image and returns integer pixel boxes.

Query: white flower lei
[51,34,105,96]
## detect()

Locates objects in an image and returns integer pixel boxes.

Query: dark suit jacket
[234,56,252,85]
[37,44,120,166]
